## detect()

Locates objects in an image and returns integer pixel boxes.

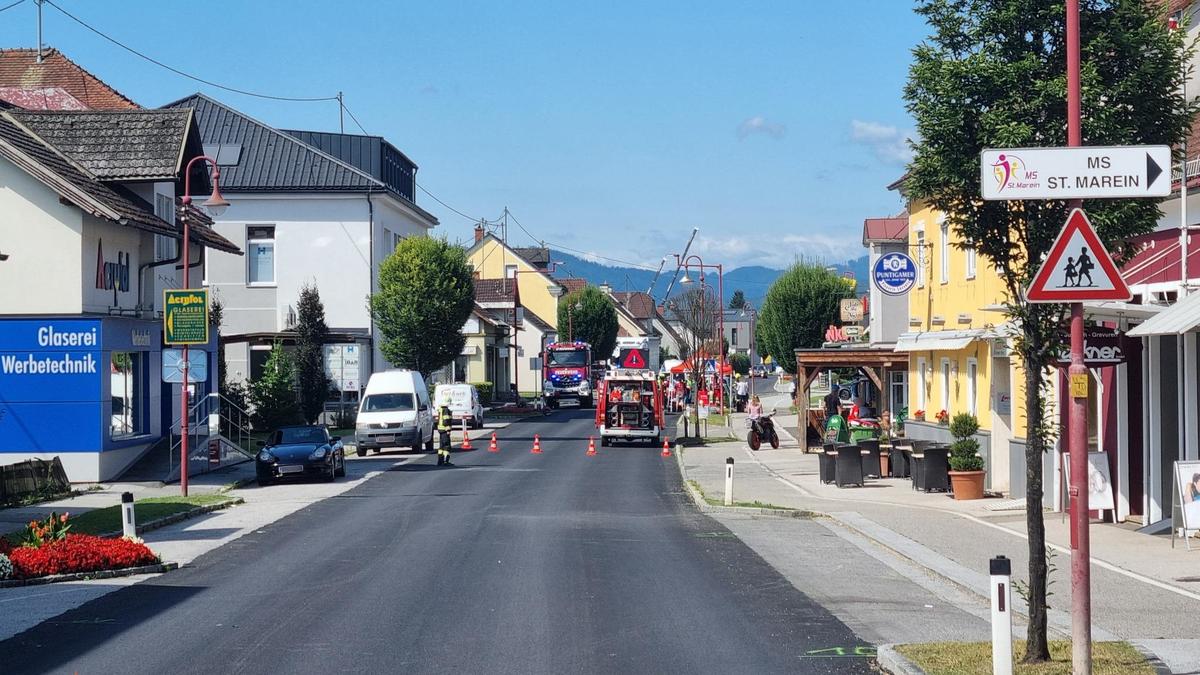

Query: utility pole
[35,0,44,63]
[337,92,344,133]
[1064,2,1091,672]
[663,227,699,299]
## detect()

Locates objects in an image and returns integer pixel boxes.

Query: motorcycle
[746,412,779,450]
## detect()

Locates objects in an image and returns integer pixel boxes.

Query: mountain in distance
[550,251,870,304]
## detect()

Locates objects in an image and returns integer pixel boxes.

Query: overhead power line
[44,0,338,102]
[0,0,27,15]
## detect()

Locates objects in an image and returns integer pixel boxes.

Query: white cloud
[737,116,787,141]
[849,119,914,165]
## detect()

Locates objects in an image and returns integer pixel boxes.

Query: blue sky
[0,0,930,270]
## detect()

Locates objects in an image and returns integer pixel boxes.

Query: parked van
[354,370,434,456]
[433,383,485,429]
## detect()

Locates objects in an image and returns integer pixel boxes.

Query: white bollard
[121,492,137,539]
[724,457,734,506]
[990,555,1013,675]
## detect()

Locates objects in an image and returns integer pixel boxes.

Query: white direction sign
[981,145,1170,200]
[323,344,361,392]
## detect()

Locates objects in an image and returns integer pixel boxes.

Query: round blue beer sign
[872,252,918,296]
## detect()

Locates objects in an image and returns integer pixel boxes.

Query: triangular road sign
[1027,208,1131,303]
[621,349,647,369]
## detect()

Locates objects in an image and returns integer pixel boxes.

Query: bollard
[724,457,735,506]
[990,555,1013,675]
[121,492,137,539]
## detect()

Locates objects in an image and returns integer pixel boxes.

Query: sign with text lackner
[0,319,103,452]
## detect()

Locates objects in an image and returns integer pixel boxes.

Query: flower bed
[0,512,160,581]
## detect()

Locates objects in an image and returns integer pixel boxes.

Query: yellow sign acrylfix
[163,289,209,345]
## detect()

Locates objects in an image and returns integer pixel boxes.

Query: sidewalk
[676,410,1200,674]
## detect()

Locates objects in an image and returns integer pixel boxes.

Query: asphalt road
[0,409,871,674]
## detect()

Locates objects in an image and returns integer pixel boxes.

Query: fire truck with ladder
[595,337,664,446]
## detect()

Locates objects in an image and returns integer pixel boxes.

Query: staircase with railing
[120,393,255,483]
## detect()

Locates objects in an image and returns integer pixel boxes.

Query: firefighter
[436,403,454,466]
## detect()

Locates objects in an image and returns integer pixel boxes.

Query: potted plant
[948,412,985,500]
[912,409,925,422]
[935,409,950,425]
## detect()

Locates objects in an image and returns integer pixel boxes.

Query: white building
[162,94,438,399]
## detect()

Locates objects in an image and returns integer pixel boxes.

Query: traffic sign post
[981,145,1170,201]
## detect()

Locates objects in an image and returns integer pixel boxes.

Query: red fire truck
[595,345,665,446]
[542,341,594,408]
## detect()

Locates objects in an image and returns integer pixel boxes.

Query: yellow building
[894,193,1038,495]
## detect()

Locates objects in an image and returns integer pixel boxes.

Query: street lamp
[567,301,582,341]
[176,155,228,497]
[508,262,564,401]
[675,254,725,411]
[741,302,758,396]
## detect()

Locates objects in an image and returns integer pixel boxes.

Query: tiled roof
[161,93,386,194]
[611,291,656,320]
[474,278,518,303]
[0,111,238,254]
[0,48,139,110]
[9,109,197,181]
[0,86,88,111]
[556,277,587,294]
[522,309,555,334]
[514,246,550,267]
[862,217,908,245]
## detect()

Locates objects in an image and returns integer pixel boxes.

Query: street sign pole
[180,213,191,498]
[1066,1,1091,672]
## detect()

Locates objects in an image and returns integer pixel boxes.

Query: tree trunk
[1022,344,1052,663]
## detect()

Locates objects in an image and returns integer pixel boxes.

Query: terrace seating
[835,444,864,488]
[819,443,837,484]
[888,442,910,478]
[857,439,882,478]
[914,446,951,493]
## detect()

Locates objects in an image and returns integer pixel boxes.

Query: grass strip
[895,641,1154,675]
[686,479,799,512]
[4,494,234,540]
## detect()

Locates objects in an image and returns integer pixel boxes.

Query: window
[940,222,950,284]
[110,353,145,439]
[965,243,977,279]
[247,226,275,285]
[154,193,177,262]
[505,264,518,279]
[916,357,927,410]
[966,358,978,416]
[890,370,907,417]
[393,232,403,250]
[916,230,927,287]
[940,358,951,412]
[731,327,738,346]
[362,393,415,412]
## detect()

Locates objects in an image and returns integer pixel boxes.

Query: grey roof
[0,110,238,253]
[8,109,198,181]
[514,246,550,266]
[160,93,392,195]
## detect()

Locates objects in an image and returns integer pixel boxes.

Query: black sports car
[256,426,346,487]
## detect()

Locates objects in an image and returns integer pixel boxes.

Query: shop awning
[1127,291,1200,337]
[894,329,992,352]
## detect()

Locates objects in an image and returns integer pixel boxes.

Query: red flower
[7,534,159,579]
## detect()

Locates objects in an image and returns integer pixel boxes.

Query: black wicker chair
[889,442,911,478]
[919,446,952,493]
[835,444,864,488]
[819,443,837,484]
[857,439,882,478]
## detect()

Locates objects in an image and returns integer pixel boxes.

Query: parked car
[749,365,768,378]
[256,426,345,487]
[355,370,435,456]
[434,383,485,428]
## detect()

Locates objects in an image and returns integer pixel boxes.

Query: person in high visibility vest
[436,404,454,466]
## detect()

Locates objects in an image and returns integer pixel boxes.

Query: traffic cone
[461,430,473,450]
[661,437,672,457]
[531,434,543,454]
[586,436,597,456]
[488,432,499,453]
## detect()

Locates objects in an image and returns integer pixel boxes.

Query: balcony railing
[1171,157,1200,183]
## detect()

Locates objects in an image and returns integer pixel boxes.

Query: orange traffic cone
[488,432,499,453]
[586,436,597,456]
[531,434,543,454]
[461,430,473,450]
[661,437,672,457]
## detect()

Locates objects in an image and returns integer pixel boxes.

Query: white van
[433,383,485,429]
[354,370,434,456]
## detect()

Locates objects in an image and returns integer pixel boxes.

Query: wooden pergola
[793,346,903,437]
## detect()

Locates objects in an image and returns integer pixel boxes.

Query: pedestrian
[823,387,841,418]
[436,403,454,466]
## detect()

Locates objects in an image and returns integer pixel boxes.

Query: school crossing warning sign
[1026,209,1131,303]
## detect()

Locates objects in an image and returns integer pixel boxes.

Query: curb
[1129,641,1175,675]
[875,644,926,675]
[97,497,243,539]
[0,561,179,589]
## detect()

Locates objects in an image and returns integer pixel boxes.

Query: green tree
[728,289,746,310]
[758,263,854,373]
[556,286,619,358]
[669,286,719,435]
[904,0,1195,660]
[248,342,301,431]
[369,237,474,377]
[295,283,330,424]
[210,294,226,395]
[729,353,750,376]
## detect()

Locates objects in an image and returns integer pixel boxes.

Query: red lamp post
[177,156,229,497]
[675,254,724,411]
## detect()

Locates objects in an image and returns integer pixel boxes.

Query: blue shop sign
[872,252,918,297]
[0,319,103,452]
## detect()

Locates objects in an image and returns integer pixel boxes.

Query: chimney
[599,283,612,295]
[474,224,485,243]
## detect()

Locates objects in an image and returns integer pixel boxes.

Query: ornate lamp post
[676,254,724,411]
[176,156,229,496]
